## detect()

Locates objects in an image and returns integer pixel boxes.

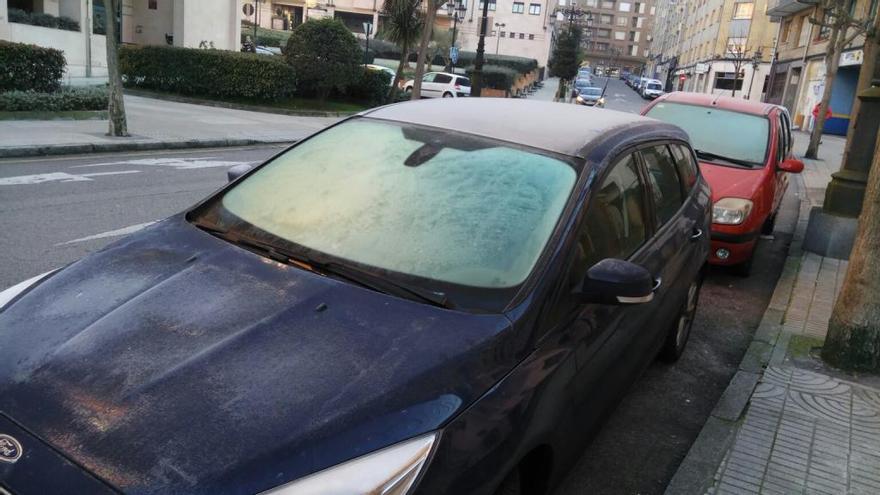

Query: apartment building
[559,0,658,74]
[2,0,241,83]
[764,0,875,134]
[247,0,380,37]
[647,0,776,100]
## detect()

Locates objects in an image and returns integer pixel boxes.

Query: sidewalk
[0,95,341,158]
[667,133,880,494]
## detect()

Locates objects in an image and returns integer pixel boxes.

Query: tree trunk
[105,0,128,137]
[839,10,880,168]
[388,43,408,102]
[555,78,566,102]
[822,127,880,371]
[805,22,842,159]
[411,0,436,100]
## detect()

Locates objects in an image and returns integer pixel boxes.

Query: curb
[663,176,808,495]
[0,138,295,159]
[123,89,361,118]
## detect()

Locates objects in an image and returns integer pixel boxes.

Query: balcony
[766,0,815,19]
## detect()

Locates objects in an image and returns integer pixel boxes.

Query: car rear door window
[434,74,453,84]
[457,77,471,87]
[579,154,649,268]
[641,145,684,227]
[669,144,697,194]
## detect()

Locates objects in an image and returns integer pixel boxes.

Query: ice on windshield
[221,120,576,288]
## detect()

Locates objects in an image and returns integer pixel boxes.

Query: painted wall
[125,0,175,46]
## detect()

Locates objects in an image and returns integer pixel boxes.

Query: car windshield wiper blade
[194,222,452,309]
[694,149,757,168]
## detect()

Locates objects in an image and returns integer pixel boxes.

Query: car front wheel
[659,276,702,362]
[443,92,454,98]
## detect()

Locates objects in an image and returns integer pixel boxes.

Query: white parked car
[403,72,471,98]
[641,79,664,99]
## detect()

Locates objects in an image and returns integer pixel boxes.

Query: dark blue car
[0,99,710,495]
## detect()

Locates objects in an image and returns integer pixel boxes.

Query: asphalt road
[0,86,796,494]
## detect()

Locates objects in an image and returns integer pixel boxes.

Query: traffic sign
[363,22,373,37]
[450,46,459,64]
[243,3,255,16]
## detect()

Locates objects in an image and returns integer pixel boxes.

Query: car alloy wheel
[660,278,701,362]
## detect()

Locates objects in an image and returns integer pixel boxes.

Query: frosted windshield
[645,102,769,164]
[222,119,576,288]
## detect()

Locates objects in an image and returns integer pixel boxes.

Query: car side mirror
[576,258,655,305]
[779,158,804,174]
[227,164,253,182]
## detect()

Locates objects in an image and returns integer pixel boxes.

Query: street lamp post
[471,0,492,96]
[445,0,466,72]
[747,48,763,100]
[494,22,506,54]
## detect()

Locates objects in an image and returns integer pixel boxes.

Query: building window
[726,36,746,55]
[512,2,524,13]
[478,1,497,10]
[631,16,638,27]
[519,32,525,38]
[500,31,506,36]
[586,0,598,6]
[600,14,613,23]
[148,0,158,9]
[618,2,631,11]
[650,5,655,14]
[597,28,611,37]
[629,30,636,41]
[781,19,791,42]
[529,3,541,14]
[616,16,627,26]
[596,42,609,51]
[509,31,515,37]
[614,30,626,40]
[529,33,535,39]
[797,16,811,46]
[601,0,615,9]
[732,2,753,19]
[817,12,833,40]
[714,72,744,90]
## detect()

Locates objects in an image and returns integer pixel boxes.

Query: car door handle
[690,228,703,241]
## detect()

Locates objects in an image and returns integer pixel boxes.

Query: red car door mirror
[779,158,804,173]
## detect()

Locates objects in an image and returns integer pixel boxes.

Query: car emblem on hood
[0,434,23,463]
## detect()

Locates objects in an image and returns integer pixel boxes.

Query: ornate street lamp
[445,0,467,72]
[494,22,506,54]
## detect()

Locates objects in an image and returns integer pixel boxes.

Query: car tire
[761,212,777,235]
[659,276,702,362]
[443,92,454,98]
[493,468,521,495]
[405,87,412,93]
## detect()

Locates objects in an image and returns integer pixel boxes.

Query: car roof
[360,99,689,158]
[657,91,776,116]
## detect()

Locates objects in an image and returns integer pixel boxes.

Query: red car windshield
[645,102,769,166]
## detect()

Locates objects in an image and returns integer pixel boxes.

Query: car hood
[699,161,765,202]
[0,217,515,494]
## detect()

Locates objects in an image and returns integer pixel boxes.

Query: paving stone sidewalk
[667,132,880,495]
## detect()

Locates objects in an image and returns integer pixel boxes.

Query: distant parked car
[0,98,710,495]
[403,72,471,98]
[575,86,606,107]
[254,45,281,56]
[366,64,397,87]
[641,79,664,99]
[642,92,804,275]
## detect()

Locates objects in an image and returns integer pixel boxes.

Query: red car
[641,93,804,275]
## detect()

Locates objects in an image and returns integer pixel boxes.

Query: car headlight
[0,270,56,311]
[598,97,605,105]
[262,433,437,495]
[712,198,753,225]
[576,95,584,103]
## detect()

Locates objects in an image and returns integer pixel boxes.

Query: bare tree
[724,36,752,98]
[804,0,873,159]
[411,0,438,100]
[105,0,128,137]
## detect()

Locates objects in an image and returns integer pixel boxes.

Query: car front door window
[640,145,684,227]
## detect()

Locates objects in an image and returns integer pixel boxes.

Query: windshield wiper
[694,149,758,169]
[193,222,452,309]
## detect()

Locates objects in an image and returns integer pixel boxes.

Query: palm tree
[411,0,439,100]
[382,0,423,101]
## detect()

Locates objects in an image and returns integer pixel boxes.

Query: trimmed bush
[464,65,519,91]
[344,69,392,105]
[284,19,362,99]
[0,87,108,112]
[119,45,296,100]
[7,8,80,31]
[0,40,66,93]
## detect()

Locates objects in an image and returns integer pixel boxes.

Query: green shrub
[464,65,519,90]
[284,19,362,99]
[119,45,296,100]
[0,40,66,93]
[7,8,80,31]
[0,86,108,112]
[344,69,391,105]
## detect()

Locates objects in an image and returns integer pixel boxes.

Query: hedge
[0,87,108,112]
[8,8,80,31]
[465,65,519,91]
[119,45,296,100]
[343,69,392,105]
[0,40,66,93]
[241,23,292,49]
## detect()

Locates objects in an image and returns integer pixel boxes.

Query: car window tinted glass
[434,74,453,84]
[669,144,697,193]
[457,77,471,87]
[580,154,648,268]
[641,145,684,226]
[220,119,577,289]
[645,102,769,165]
[648,83,662,90]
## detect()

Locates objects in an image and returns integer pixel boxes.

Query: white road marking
[0,170,140,186]
[58,221,157,245]
[72,157,256,170]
